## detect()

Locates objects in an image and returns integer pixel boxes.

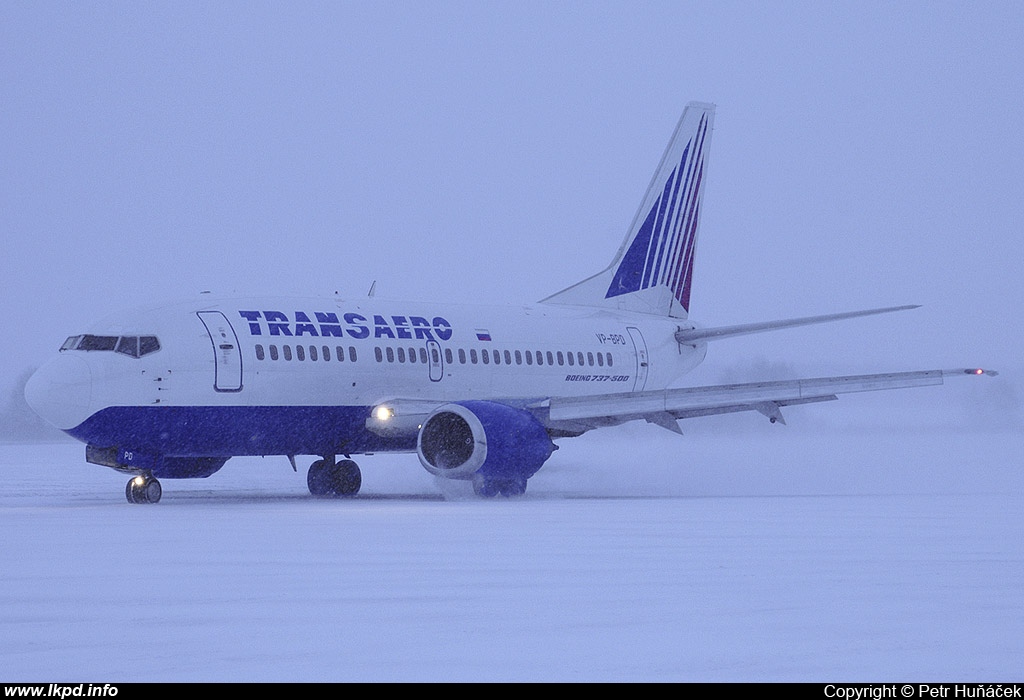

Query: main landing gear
[307,457,361,497]
[472,475,527,498]
[126,474,162,504]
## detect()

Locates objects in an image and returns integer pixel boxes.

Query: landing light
[133,476,146,487]
[374,406,394,422]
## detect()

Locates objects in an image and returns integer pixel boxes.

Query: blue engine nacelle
[416,401,556,485]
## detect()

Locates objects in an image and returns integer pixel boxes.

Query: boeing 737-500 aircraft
[25,102,994,503]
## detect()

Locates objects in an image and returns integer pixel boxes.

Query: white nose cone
[24,355,93,430]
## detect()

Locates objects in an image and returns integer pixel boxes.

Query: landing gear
[307,457,361,497]
[472,475,527,498]
[126,474,162,504]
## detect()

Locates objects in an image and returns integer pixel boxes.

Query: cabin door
[197,311,243,392]
[427,340,444,382]
[627,326,649,392]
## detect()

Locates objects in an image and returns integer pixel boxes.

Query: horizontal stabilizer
[674,305,920,345]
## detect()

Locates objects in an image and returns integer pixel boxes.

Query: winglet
[952,368,998,377]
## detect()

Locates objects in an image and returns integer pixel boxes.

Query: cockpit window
[60,334,161,358]
[115,336,139,357]
[139,336,160,356]
[77,335,118,351]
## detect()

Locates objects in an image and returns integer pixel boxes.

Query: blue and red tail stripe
[605,112,710,314]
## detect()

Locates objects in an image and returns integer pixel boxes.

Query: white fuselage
[27,294,707,463]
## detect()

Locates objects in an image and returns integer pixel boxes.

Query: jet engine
[416,401,556,495]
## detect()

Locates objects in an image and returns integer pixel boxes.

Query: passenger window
[386,347,395,363]
[557,351,564,366]
[458,349,466,364]
[445,348,453,364]
[525,351,532,366]
[587,352,594,366]
[255,344,265,361]
[270,345,279,361]
[504,350,512,365]
[577,352,585,366]
[493,349,501,365]
[322,345,330,361]
[470,349,478,364]
[336,346,344,362]
[567,352,574,366]
[606,352,613,367]
[481,349,489,364]
[514,350,522,365]
[296,345,305,361]
[375,347,383,363]
[420,348,428,364]
[407,347,416,364]
[349,347,357,362]
[397,347,406,363]
[283,345,293,361]
[309,345,318,361]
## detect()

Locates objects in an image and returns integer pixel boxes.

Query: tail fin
[542,102,715,318]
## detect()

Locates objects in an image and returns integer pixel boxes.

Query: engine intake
[417,401,555,482]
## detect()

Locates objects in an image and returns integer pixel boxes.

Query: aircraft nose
[24,354,93,430]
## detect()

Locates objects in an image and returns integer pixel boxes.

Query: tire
[143,478,162,503]
[126,476,161,504]
[333,460,361,496]
[472,476,500,498]
[307,459,331,497]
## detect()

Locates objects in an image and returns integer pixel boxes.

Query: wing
[543,368,997,434]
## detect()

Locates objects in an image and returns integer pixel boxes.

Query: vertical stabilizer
[542,102,715,318]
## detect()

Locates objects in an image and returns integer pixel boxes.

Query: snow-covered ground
[1,424,1022,681]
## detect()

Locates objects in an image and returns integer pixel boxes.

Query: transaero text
[824,686,1021,699]
[239,311,453,341]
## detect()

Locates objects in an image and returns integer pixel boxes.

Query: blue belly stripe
[66,405,416,457]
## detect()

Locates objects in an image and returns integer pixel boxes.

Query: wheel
[307,459,362,497]
[473,476,527,498]
[126,475,162,504]
[307,459,331,496]
[143,478,162,503]
[499,478,527,497]
[472,476,500,498]
[333,459,361,496]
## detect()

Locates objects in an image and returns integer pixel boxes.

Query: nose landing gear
[126,474,162,504]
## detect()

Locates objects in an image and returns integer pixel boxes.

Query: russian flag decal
[475,330,492,341]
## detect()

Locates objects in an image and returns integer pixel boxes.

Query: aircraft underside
[71,400,560,502]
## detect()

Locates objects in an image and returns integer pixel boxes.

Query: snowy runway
[1,430,1021,681]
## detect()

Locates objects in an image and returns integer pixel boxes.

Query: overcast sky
[2,1,1021,403]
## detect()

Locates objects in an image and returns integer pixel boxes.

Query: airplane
[24,102,995,503]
